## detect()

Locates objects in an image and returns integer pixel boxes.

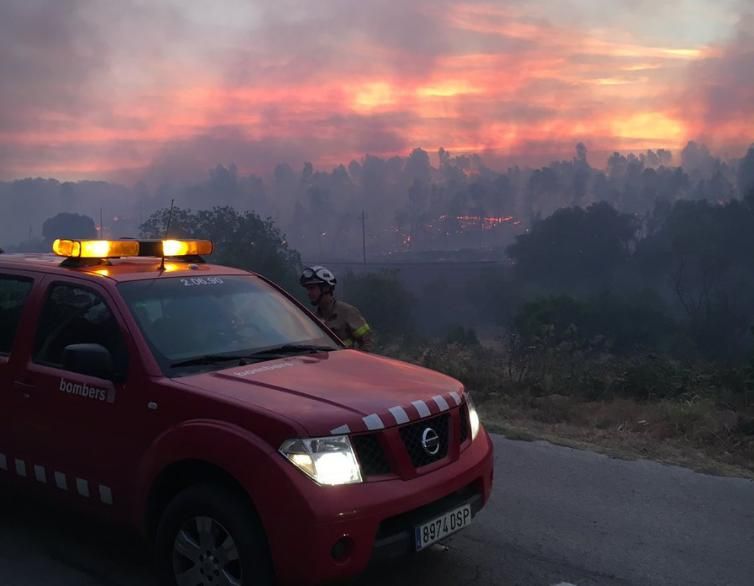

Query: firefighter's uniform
[317,297,373,351]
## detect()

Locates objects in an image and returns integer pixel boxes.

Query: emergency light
[137,239,214,258]
[53,239,139,258]
[52,239,213,259]
[162,239,212,256]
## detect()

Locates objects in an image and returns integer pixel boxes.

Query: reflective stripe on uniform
[353,324,371,339]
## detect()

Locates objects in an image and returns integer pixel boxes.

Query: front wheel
[155,484,273,586]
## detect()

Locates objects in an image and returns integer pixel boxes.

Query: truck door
[0,272,36,478]
[11,279,133,516]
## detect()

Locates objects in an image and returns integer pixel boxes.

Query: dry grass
[383,340,754,479]
[478,395,754,479]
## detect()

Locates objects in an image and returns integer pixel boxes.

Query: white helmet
[300,265,337,290]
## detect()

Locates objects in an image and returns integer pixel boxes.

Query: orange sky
[0,0,752,182]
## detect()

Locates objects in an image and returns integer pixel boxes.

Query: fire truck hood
[177,349,465,437]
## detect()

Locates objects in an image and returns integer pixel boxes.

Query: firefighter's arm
[347,307,373,351]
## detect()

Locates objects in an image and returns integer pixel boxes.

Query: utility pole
[361,209,367,264]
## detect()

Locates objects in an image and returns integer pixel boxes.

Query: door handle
[13,380,35,399]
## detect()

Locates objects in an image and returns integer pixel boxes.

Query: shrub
[340,270,416,342]
[445,325,480,346]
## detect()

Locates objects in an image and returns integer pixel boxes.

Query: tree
[140,206,302,292]
[42,213,97,242]
[514,292,675,357]
[738,144,754,197]
[339,270,415,341]
[507,202,639,293]
[635,198,754,360]
[405,148,431,184]
[514,296,586,346]
[681,141,717,180]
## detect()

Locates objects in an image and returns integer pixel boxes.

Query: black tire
[155,484,274,586]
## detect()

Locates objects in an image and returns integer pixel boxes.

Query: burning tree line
[3,141,754,261]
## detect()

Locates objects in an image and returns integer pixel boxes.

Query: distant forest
[4,141,754,364]
[3,141,753,261]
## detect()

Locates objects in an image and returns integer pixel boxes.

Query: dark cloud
[0,0,108,131]
[0,1,188,133]
[132,129,316,186]
[223,0,462,87]
[317,111,414,153]
[132,111,414,186]
[684,14,754,137]
[459,98,565,124]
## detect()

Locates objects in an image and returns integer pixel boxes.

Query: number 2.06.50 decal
[180,277,224,287]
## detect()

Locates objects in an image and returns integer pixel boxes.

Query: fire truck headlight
[280,436,363,485]
[466,393,482,441]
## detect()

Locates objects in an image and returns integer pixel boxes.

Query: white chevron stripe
[449,391,461,406]
[389,406,410,425]
[99,485,113,505]
[433,395,450,411]
[330,424,351,435]
[3,457,111,503]
[55,471,68,490]
[412,400,431,418]
[76,477,90,498]
[363,413,385,430]
[34,465,47,483]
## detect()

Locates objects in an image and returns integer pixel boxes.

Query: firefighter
[300,265,373,351]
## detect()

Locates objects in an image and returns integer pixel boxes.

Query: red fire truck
[0,239,494,585]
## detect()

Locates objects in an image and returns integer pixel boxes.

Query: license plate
[414,504,472,551]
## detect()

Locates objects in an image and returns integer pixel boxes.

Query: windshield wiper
[170,353,260,368]
[169,345,334,369]
[245,344,336,357]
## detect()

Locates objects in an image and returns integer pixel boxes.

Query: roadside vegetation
[133,189,754,478]
[382,337,754,478]
[345,194,754,478]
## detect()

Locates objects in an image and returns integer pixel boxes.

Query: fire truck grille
[351,433,391,477]
[399,413,450,468]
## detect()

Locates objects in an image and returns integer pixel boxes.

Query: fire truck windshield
[118,275,338,375]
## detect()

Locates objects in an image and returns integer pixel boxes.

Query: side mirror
[62,343,116,381]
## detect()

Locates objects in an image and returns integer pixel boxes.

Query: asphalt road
[1,434,752,586]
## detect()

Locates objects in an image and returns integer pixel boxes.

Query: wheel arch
[145,458,252,541]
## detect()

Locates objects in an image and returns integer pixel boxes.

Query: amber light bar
[162,239,213,256]
[52,239,213,259]
[53,239,140,258]
[137,239,214,258]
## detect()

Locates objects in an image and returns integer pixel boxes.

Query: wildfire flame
[439,215,516,230]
